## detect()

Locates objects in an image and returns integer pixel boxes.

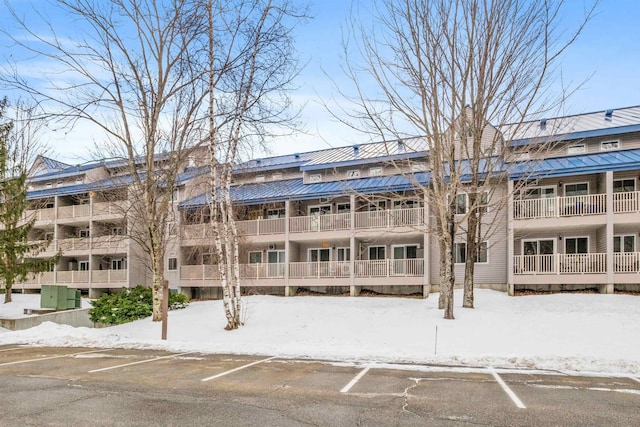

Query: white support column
[284,200,293,296]
[423,193,430,298]
[349,194,357,297]
[605,171,614,294]
[507,180,515,296]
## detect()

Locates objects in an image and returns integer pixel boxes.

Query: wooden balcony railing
[614,252,640,273]
[513,194,606,219]
[613,191,640,213]
[180,259,425,281]
[513,253,607,274]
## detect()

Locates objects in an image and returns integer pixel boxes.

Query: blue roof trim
[509,148,640,180]
[510,124,640,147]
[180,172,432,208]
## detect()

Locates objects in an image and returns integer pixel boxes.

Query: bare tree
[335,0,595,318]
[1,0,210,320]
[206,0,305,330]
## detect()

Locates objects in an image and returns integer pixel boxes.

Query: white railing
[289,212,351,233]
[354,259,424,277]
[241,263,286,279]
[92,235,127,250]
[58,237,91,251]
[22,271,55,285]
[56,271,90,283]
[237,218,286,236]
[180,260,425,280]
[57,204,90,219]
[289,261,350,278]
[180,224,213,240]
[614,252,640,273]
[91,269,127,283]
[354,207,424,229]
[513,194,606,219]
[93,201,127,216]
[613,191,639,213]
[514,253,606,274]
[23,208,55,222]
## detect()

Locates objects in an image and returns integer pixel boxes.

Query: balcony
[58,237,91,252]
[513,194,606,220]
[613,191,640,213]
[179,259,425,282]
[23,208,55,223]
[513,253,607,275]
[614,252,640,273]
[19,270,127,286]
[354,208,424,229]
[57,204,90,220]
[92,235,128,252]
[289,212,351,233]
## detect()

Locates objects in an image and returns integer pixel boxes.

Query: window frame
[453,241,489,264]
[167,257,178,271]
[600,140,620,151]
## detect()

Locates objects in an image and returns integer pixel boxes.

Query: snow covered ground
[1,289,639,375]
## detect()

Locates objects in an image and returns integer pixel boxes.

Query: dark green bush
[89,285,189,325]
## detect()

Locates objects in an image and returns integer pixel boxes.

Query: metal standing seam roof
[179,172,432,208]
[509,148,640,180]
[500,105,640,146]
[27,175,135,200]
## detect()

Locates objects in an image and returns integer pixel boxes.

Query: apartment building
[17,106,640,298]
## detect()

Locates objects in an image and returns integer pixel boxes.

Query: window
[79,261,89,271]
[369,246,386,260]
[45,232,54,241]
[368,200,387,211]
[565,237,588,254]
[346,169,360,178]
[601,140,620,151]
[369,167,383,176]
[267,208,285,219]
[79,229,90,238]
[309,248,330,262]
[337,247,351,262]
[567,144,586,154]
[455,194,468,215]
[255,175,265,182]
[171,188,179,202]
[309,205,331,215]
[112,258,127,270]
[454,242,488,264]
[614,235,635,253]
[248,251,263,264]
[308,173,322,183]
[168,258,178,271]
[564,183,588,196]
[111,226,124,236]
[613,179,636,193]
[272,173,282,180]
[393,199,419,209]
[202,253,214,265]
[337,203,351,213]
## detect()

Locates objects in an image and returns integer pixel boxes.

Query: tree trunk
[151,270,164,321]
[463,195,477,308]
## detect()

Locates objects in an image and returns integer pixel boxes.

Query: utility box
[41,285,80,310]
[41,285,68,310]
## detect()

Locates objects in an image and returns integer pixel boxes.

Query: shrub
[89,285,189,325]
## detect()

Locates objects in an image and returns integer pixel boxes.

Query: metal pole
[434,325,438,355]
[161,280,169,340]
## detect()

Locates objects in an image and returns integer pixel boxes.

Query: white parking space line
[490,368,526,409]
[0,348,110,367]
[89,352,193,373]
[629,376,640,384]
[340,367,371,393]
[201,356,277,382]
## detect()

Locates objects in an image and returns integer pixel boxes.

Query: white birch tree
[205,0,305,329]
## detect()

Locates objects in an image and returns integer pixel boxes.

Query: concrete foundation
[0,308,93,331]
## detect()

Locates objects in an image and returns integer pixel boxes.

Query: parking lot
[1,345,639,426]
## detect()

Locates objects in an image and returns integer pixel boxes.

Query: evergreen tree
[0,99,57,303]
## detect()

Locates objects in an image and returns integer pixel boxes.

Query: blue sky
[1,0,639,163]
